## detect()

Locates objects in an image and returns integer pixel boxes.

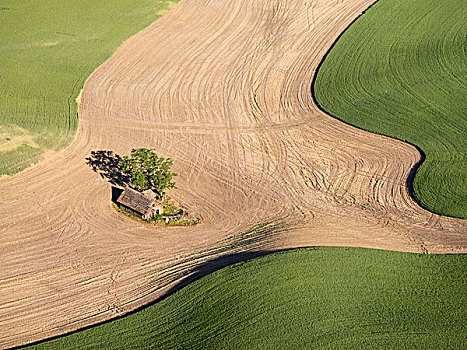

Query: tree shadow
[85,150,130,187]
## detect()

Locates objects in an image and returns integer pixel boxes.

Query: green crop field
[0,0,177,175]
[314,0,466,218]
[28,247,467,349]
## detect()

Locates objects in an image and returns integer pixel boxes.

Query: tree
[119,148,177,197]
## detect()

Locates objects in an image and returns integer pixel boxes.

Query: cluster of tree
[120,148,177,198]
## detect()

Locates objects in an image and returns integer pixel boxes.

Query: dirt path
[0,0,465,348]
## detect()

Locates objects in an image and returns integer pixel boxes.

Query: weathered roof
[142,189,156,198]
[117,187,154,216]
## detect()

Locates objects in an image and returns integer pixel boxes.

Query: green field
[314,0,466,218]
[28,247,467,349]
[0,0,177,175]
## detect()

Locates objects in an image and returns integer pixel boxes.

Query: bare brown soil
[0,0,465,348]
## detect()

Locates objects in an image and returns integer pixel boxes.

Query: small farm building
[116,187,163,220]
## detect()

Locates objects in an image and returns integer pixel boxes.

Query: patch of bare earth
[0,0,465,348]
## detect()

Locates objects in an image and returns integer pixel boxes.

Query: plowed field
[0,0,465,348]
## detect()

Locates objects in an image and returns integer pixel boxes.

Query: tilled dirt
[0,0,465,348]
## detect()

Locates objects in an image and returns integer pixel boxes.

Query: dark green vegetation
[29,248,467,349]
[0,0,177,175]
[314,0,466,218]
[120,148,177,197]
[112,200,199,226]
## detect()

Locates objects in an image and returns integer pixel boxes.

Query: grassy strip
[113,200,200,226]
[28,247,466,349]
[314,0,466,218]
[0,143,42,175]
[0,0,178,175]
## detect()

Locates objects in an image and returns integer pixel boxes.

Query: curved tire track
[0,0,465,348]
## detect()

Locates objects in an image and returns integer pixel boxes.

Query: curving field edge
[0,0,466,348]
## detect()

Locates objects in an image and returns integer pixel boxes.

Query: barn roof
[142,189,157,198]
[117,187,155,216]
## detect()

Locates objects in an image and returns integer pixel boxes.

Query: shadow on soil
[309,0,427,210]
[152,248,298,303]
[85,150,129,187]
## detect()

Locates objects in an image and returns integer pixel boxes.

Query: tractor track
[0,0,465,348]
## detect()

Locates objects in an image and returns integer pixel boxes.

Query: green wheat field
[0,0,176,174]
[29,248,467,349]
[4,0,466,348]
[314,0,466,218]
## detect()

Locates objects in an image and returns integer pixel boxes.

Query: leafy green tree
[120,148,177,197]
